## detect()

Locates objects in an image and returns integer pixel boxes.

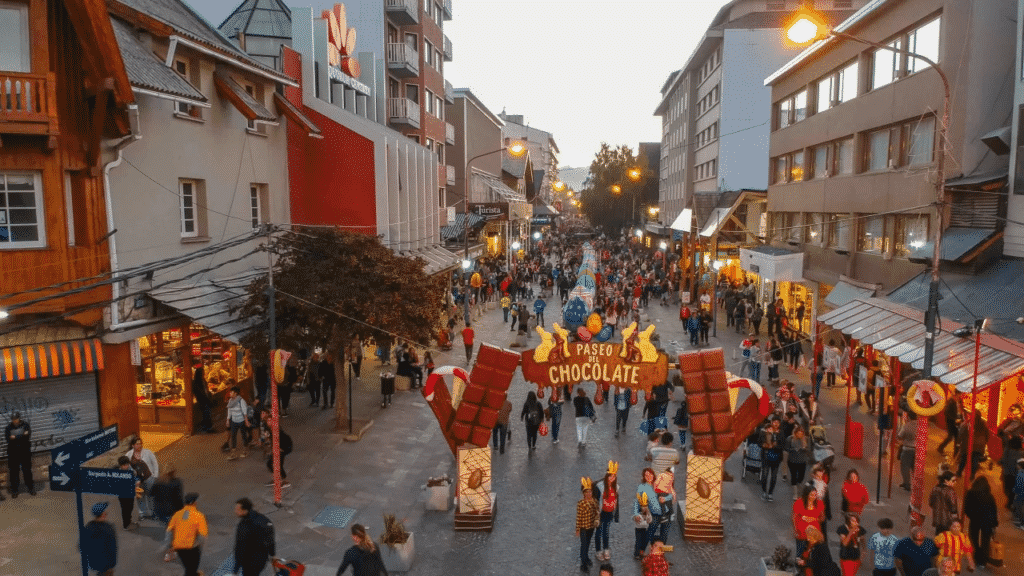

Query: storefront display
[134,323,252,434]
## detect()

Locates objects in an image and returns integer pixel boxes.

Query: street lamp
[610,184,622,195]
[783,5,950,383]
[462,137,527,323]
[648,206,660,220]
[553,181,566,192]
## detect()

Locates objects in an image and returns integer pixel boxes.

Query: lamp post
[462,137,526,323]
[785,5,951,527]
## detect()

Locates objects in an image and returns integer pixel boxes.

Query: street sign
[49,464,76,492]
[50,424,119,471]
[79,467,135,498]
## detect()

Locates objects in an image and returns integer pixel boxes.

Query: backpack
[681,307,691,320]
[527,404,542,425]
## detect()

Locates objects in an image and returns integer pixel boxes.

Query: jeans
[579,527,595,567]
[900,447,915,487]
[576,417,591,444]
[635,527,649,556]
[969,523,992,566]
[525,423,539,449]
[750,362,762,382]
[229,420,251,450]
[795,538,808,559]
[689,330,699,346]
[760,460,780,495]
[177,547,202,576]
[788,461,807,486]
[658,499,673,542]
[549,406,562,441]
[322,380,336,407]
[137,476,156,517]
[536,310,545,327]
[595,510,614,551]
[615,409,629,431]
[492,424,507,453]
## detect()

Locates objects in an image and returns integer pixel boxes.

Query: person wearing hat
[593,461,620,562]
[82,501,117,575]
[5,411,34,497]
[576,477,599,572]
[165,493,208,576]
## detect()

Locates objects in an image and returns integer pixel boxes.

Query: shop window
[0,171,45,248]
[894,214,929,257]
[0,2,30,73]
[857,215,889,254]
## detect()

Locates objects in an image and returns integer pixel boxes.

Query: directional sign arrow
[54,452,70,467]
[52,471,71,486]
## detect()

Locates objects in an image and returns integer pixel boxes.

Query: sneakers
[281,481,292,488]
[767,494,774,502]
[227,451,239,461]
[553,439,559,444]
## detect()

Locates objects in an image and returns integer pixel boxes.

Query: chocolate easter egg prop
[696,477,712,499]
[577,327,592,342]
[594,325,614,342]
[587,313,603,334]
[467,469,483,490]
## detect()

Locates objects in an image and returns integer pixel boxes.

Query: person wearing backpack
[232,497,276,576]
[225,387,251,461]
[521,391,545,452]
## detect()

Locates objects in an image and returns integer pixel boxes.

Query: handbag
[989,537,1004,567]
[538,422,549,436]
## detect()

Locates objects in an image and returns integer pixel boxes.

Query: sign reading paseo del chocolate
[520,322,668,393]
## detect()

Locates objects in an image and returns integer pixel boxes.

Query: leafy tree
[237,227,447,422]
[579,143,654,231]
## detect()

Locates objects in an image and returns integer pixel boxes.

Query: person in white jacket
[126,436,159,519]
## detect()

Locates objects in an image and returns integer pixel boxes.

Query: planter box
[381,532,415,572]
[758,556,792,576]
[426,485,450,511]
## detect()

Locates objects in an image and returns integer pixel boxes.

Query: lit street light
[553,181,566,192]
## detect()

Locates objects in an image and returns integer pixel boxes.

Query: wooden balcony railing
[0,72,58,134]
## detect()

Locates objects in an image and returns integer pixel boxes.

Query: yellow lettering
[548,366,560,385]
[581,363,591,381]
[611,365,623,383]
[630,366,640,384]
[601,363,611,382]
[570,364,581,382]
[558,364,571,383]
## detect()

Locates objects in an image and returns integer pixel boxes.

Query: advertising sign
[468,203,509,222]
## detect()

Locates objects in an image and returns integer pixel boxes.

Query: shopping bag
[988,537,1004,567]
[538,422,549,436]
[273,557,306,576]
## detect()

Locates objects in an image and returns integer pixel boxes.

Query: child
[653,468,677,543]
[642,538,670,576]
[867,517,899,576]
[633,491,653,560]
[576,477,599,572]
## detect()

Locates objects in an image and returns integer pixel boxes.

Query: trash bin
[381,372,395,408]
[845,420,864,460]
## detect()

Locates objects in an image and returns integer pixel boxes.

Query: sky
[192,0,733,169]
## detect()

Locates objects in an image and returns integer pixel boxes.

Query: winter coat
[81,520,117,572]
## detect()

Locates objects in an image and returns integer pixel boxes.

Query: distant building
[497,112,560,203]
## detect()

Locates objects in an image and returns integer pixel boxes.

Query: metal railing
[443,35,453,62]
[386,43,419,74]
[387,97,420,126]
[446,165,455,185]
[444,79,454,103]
[443,0,453,19]
[384,0,418,24]
[445,122,455,144]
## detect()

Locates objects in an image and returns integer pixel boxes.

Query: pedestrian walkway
[0,288,1021,575]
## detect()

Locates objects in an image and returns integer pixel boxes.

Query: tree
[236,227,447,424]
[579,143,653,232]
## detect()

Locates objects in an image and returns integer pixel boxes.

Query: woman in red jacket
[840,469,870,517]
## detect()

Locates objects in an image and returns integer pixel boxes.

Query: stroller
[809,425,835,470]
[741,431,764,481]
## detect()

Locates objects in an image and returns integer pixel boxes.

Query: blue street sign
[50,424,119,470]
[80,467,135,498]
[49,464,77,492]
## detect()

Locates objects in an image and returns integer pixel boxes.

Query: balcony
[445,121,455,145]
[443,0,452,20]
[388,97,420,128]
[444,79,454,104]
[385,0,418,25]
[0,72,58,139]
[443,35,453,62]
[446,165,455,186]
[438,164,447,188]
[386,43,419,78]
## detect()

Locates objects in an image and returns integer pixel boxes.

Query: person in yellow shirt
[164,492,208,576]
[934,520,975,574]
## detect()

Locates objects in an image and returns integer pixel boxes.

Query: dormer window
[0,2,31,73]
[173,57,203,119]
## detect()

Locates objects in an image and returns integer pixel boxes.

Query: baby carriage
[809,424,835,470]
[741,432,764,480]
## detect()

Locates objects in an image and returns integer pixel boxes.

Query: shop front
[739,246,815,336]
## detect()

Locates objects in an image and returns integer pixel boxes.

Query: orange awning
[0,339,104,383]
[273,92,322,138]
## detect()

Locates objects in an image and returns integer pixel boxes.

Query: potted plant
[379,513,414,572]
[425,475,452,511]
[759,545,794,576]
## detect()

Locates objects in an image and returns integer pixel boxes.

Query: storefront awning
[908,227,1000,264]
[413,245,460,275]
[824,281,875,308]
[441,213,485,242]
[0,339,104,383]
[818,298,1024,392]
[669,209,692,232]
[699,207,731,237]
[149,273,263,344]
[739,246,804,282]
[477,174,531,220]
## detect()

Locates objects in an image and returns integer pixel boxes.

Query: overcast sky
[193,0,731,168]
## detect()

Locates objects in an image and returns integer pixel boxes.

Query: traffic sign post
[48,424,123,576]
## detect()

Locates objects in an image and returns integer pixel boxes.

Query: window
[872,39,901,89]
[785,212,803,244]
[813,145,829,178]
[435,49,443,70]
[814,61,858,112]
[179,179,207,239]
[773,156,788,184]
[865,116,936,171]
[435,95,444,120]
[249,184,268,229]
[791,150,805,182]
[807,213,824,245]
[867,128,893,171]
[907,18,940,74]
[434,2,443,27]
[0,172,45,248]
[827,213,851,250]
[0,2,30,73]
[242,82,261,131]
[894,215,929,257]
[905,116,935,166]
[858,215,888,254]
[777,98,792,129]
[172,58,202,119]
[837,62,858,103]
[425,89,435,115]
[835,137,854,175]
[405,83,419,104]
[772,150,805,184]
[816,76,833,113]
[424,40,434,69]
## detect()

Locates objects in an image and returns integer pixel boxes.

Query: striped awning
[0,339,104,383]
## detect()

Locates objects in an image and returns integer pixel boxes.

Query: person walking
[929,472,959,536]
[264,425,293,489]
[461,322,475,364]
[492,399,512,455]
[759,418,783,501]
[319,353,337,409]
[751,304,764,336]
[793,485,825,558]
[893,527,940,576]
[823,340,840,388]
[191,367,214,433]
[933,520,975,574]
[635,468,663,554]
[501,293,512,323]
[768,338,784,387]
[164,492,208,576]
[641,539,670,576]
[534,296,546,327]
[225,387,251,461]
[576,477,600,572]
[868,518,900,576]
[594,462,620,562]
[279,358,297,417]
[125,436,158,520]
[574,387,596,447]
[151,464,184,524]
[797,526,840,576]
[836,513,866,576]
[115,457,138,530]
[937,397,961,455]
[613,387,632,438]
[633,492,653,560]
[749,339,763,384]
[520,391,544,452]
[786,427,810,500]
[841,469,870,518]
[232,497,275,576]
[348,336,363,380]
[82,502,117,576]
[336,523,388,576]
[548,387,565,444]
[5,411,33,497]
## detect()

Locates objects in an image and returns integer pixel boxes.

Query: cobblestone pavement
[1,284,1022,576]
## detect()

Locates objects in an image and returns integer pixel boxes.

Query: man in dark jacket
[82,501,117,575]
[5,411,33,497]
[232,497,275,575]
